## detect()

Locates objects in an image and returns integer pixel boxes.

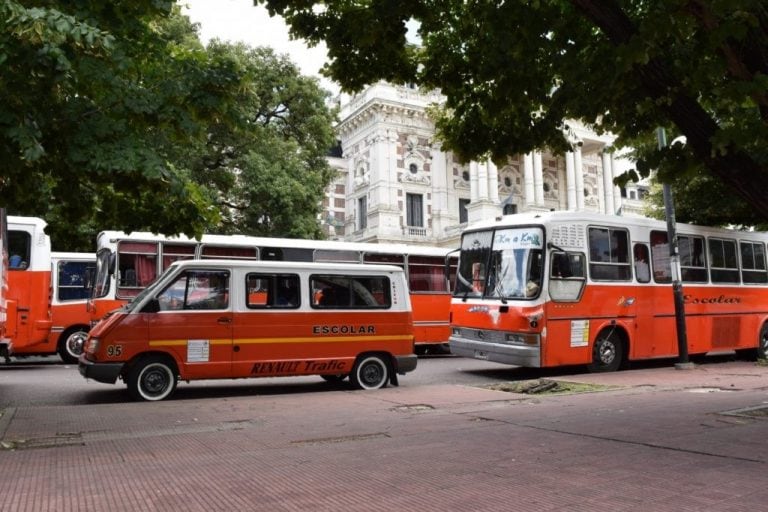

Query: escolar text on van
[79,259,417,401]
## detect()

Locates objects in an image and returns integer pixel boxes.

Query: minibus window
[311,275,390,309]
[246,273,300,309]
[157,270,230,311]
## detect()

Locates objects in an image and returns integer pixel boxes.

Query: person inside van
[275,278,298,307]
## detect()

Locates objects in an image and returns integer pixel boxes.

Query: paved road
[0,354,531,407]
[2,355,768,511]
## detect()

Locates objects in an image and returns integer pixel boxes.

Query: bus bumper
[395,354,418,374]
[78,354,124,384]
[449,336,541,367]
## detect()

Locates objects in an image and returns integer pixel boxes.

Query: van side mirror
[141,298,160,313]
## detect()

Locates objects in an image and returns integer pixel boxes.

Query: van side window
[157,270,230,311]
[311,275,390,309]
[246,273,300,309]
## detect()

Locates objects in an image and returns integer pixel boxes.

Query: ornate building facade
[322,82,647,247]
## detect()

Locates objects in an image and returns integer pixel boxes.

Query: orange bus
[449,211,768,372]
[48,252,95,363]
[1,215,53,362]
[80,259,416,400]
[90,231,456,354]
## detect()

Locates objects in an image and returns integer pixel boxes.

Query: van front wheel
[127,356,178,401]
[350,355,389,390]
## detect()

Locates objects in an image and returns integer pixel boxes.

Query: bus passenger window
[588,227,631,281]
[633,244,651,283]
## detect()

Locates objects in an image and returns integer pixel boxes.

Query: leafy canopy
[1,1,337,250]
[260,0,768,223]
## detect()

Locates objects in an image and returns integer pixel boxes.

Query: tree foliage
[261,0,768,223]
[194,42,337,239]
[1,1,336,251]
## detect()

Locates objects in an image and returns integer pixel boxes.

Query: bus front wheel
[58,327,88,364]
[588,330,624,373]
[349,355,389,390]
[126,356,178,401]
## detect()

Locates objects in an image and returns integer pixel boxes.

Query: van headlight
[85,337,100,353]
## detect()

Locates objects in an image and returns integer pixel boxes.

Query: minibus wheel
[350,354,389,390]
[587,330,624,373]
[58,327,88,364]
[126,356,178,401]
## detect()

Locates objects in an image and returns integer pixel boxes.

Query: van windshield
[454,227,544,300]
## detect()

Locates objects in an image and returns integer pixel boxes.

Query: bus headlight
[505,333,540,346]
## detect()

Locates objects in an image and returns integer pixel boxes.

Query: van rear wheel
[349,355,389,390]
[127,356,178,401]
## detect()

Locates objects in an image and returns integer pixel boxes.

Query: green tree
[1,2,337,251]
[260,0,768,220]
[194,42,337,239]
[1,1,230,250]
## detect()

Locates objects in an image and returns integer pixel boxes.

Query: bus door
[7,227,51,351]
[545,251,590,366]
[149,268,233,379]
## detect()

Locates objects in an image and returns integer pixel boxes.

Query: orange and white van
[79,259,417,400]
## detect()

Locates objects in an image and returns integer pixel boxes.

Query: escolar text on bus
[683,294,741,305]
[312,325,376,335]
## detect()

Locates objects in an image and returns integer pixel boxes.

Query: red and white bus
[48,252,95,363]
[90,231,457,354]
[0,216,95,363]
[449,211,768,371]
[1,215,53,362]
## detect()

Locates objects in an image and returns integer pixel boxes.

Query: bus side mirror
[141,298,160,313]
[84,267,96,290]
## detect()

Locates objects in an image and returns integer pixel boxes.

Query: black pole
[657,128,690,366]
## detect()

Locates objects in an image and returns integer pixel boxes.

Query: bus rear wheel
[127,356,178,401]
[759,324,768,360]
[58,327,88,364]
[349,355,389,390]
[588,330,624,373]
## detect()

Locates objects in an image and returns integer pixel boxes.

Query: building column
[523,153,535,207]
[469,162,479,202]
[487,160,500,203]
[601,151,615,215]
[533,152,544,206]
[565,152,577,210]
[429,143,450,237]
[574,147,585,211]
[477,161,489,200]
[611,153,623,213]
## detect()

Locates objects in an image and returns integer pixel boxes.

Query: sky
[181,0,338,94]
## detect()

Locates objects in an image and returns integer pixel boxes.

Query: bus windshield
[455,227,544,300]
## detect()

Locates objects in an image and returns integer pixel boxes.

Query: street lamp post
[656,128,692,368]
